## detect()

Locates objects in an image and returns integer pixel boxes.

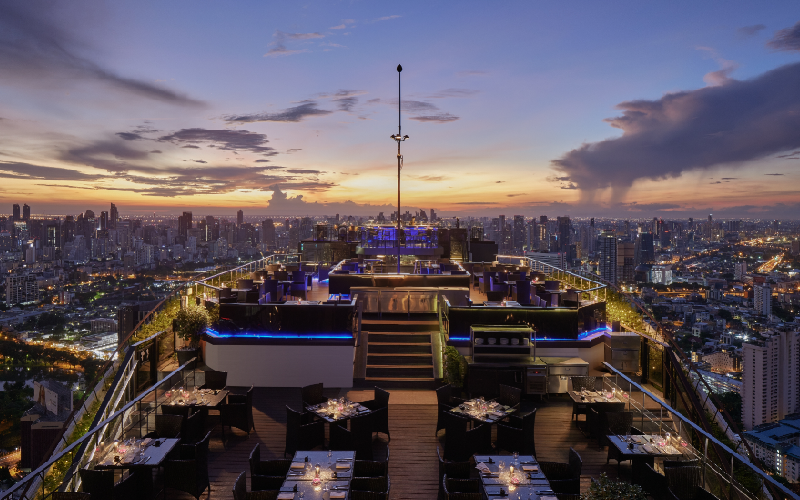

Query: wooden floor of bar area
[169,387,631,500]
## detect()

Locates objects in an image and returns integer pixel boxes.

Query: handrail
[602,362,798,500]
[2,357,198,500]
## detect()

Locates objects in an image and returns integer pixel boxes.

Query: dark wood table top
[567,391,625,404]
[307,400,371,423]
[165,389,229,408]
[607,435,685,459]
[96,438,180,469]
[450,400,516,423]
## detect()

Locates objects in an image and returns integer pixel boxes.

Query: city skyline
[2,2,800,218]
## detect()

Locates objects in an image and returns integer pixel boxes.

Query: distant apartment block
[743,331,800,430]
[6,272,40,306]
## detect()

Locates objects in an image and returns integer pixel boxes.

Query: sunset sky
[1,1,800,218]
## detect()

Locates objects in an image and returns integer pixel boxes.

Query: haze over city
[2,1,800,218]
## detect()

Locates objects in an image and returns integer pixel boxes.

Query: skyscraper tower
[237,210,244,227]
[12,204,20,221]
[22,204,30,221]
[557,216,571,252]
[598,230,618,285]
[110,203,118,230]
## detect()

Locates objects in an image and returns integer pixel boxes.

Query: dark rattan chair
[164,431,211,499]
[233,470,281,500]
[539,448,582,494]
[587,402,625,440]
[221,385,254,436]
[496,408,537,457]
[604,411,634,466]
[354,460,389,478]
[184,409,207,443]
[362,387,391,441]
[465,422,493,456]
[145,413,184,440]
[665,466,704,500]
[443,412,469,461]
[443,475,481,500]
[570,376,597,422]
[663,458,699,468]
[497,384,521,408]
[162,404,193,419]
[112,470,142,500]
[78,469,114,500]
[284,405,325,457]
[301,383,326,407]
[641,463,668,500]
[436,385,455,436]
[200,370,227,390]
[251,475,285,491]
[350,411,376,461]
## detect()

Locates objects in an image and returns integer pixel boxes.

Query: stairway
[362,319,438,389]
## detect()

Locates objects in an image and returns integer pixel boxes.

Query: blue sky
[1,1,799,217]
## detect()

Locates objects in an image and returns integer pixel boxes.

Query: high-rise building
[513,215,525,253]
[12,204,20,221]
[598,230,617,284]
[6,272,40,306]
[22,204,30,221]
[99,211,109,231]
[538,216,549,252]
[261,219,276,249]
[237,210,244,227]
[634,233,654,265]
[734,262,748,281]
[617,241,635,284]
[430,209,437,222]
[754,283,772,316]
[742,331,800,429]
[110,203,118,230]
[178,211,193,238]
[557,216,571,253]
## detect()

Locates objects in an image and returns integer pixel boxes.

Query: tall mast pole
[391,64,408,274]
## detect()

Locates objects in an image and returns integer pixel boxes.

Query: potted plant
[444,346,468,392]
[584,473,647,500]
[174,305,209,367]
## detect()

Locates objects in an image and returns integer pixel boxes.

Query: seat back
[154,413,184,439]
[184,409,206,442]
[249,443,261,475]
[285,406,303,453]
[301,383,325,407]
[351,412,376,460]
[442,460,471,480]
[567,448,582,478]
[444,475,481,494]
[570,376,596,392]
[330,420,352,450]
[233,470,247,500]
[443,412,469,461]
[354,460,388,478]
[664,466,702,500]
[466,423,492,455]
[350,477,389,494]
[374,387,390,407]
[79,469,114,500]
[604,411,633,436]
[203,370,228,390]
[498,384,521,407]
[436,384,452,406]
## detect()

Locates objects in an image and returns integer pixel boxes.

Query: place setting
[307,397,371,422]
[451,397,516,423]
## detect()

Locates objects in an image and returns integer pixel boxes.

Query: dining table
[276,451,355,499]
[607,434,686,483]
[450,398,516,425]
[474,454,555,499]
[306,398,372,423]
[164,388,229,408]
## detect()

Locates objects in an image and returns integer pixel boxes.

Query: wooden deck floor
[168,388,631,500]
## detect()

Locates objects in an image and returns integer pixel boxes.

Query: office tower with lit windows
[743,331,800,430]
[513,215,525,254]
[178,211,192,238]
[557,216,571,253]
[598,230,617,284]
[261,219,276,249]
[237,210,244,227]
[634,232,654,265]
[12,204,20,222]
[754,283,772,316]
[22,204,30,221]
[617,240,635,284]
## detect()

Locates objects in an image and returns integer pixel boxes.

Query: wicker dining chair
[442,412,470,461]
[233,470,281,500]
[497,384,521,408]
[538,448,582,494]
[664,466,704,500]
[200,370,227,390]
[570,376,597,422]
[53,494,91,500]
[163,431,212,500]
[351,476,390,495]
[436,385,455,436]
[496,408,537,457]
[284,406,325,457]
[301,383,326,407]
[362,387,391,441]
[443,475,482,500]
[220,385,254,436]
[354,460,389,478]
[641,463,668,500]
[78,468,114,500]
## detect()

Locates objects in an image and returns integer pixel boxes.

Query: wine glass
[327,450,333,466]
[498,461,506,475]
[513,451,519,465]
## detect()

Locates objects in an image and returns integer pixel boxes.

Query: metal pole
[397,65,402,274]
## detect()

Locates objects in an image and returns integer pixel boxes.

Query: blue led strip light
[206,328,351,340]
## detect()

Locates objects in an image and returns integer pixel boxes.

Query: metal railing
[3,357,199,500]
[495,255,608,303]
[601,362,798,500]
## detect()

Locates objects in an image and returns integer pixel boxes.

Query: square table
[607,434,685,483]
[450,399,516,424]
[307,399,371,423]
[279,480,350,500]
[163,388,229,408]
[474,455,554,499]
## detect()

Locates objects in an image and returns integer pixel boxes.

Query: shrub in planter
[174,305,209,365]
[444,346,467,388]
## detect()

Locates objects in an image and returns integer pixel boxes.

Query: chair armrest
[228,394,247,405]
